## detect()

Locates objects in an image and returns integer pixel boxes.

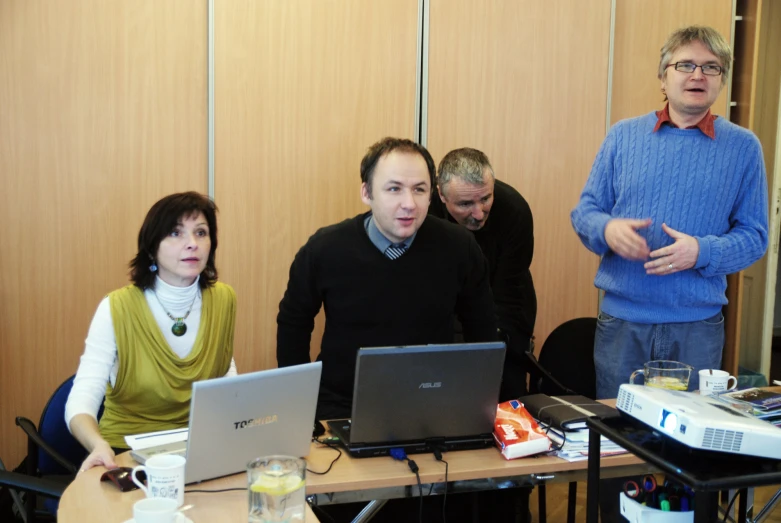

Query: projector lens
[660,409,678,433]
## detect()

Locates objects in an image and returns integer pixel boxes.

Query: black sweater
[277,212,497,418]
[430,179,536,344]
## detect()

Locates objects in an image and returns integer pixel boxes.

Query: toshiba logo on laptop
[419,382,442,389]
[234,415,278,429]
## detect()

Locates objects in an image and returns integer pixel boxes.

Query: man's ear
[360,182,372,205]
[437,184,446,204]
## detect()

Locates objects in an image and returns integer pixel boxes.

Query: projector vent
[701,428,743,452]
[616,388,634,412]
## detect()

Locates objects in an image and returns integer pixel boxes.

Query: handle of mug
[131,465,149,495]
[727,376,738,391]
[629,370,644,385]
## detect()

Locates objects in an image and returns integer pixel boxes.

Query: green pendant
[171,320,187,337]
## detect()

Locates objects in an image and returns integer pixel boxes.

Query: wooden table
[59,436,648,522]
[58,452,319,522]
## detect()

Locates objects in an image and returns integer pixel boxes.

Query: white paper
[124,427,189,450]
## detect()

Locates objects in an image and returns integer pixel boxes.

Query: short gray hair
[437,148,495,195]
[658,26,732,87]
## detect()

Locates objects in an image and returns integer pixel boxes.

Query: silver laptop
[328,342,505,457]
[130,362,322,483]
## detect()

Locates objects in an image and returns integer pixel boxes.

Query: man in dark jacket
[430,147,536,401]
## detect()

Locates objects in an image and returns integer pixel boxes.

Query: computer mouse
[100,467,145,492]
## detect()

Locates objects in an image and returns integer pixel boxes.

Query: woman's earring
[149,262,158,272]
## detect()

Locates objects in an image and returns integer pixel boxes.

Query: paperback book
[721,388,781,411]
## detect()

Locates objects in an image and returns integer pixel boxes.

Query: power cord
[390,448,423,523]
[722,490,740,523]
[433,447,449,523]
[185,487,245,493]
[307,437,342,475]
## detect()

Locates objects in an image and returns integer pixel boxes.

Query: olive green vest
[98,282,236,448]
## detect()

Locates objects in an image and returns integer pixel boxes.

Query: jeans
[594,311,725,399]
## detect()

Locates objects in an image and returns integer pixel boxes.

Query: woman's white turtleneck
[65,276,237,428]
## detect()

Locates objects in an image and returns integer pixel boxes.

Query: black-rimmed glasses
[666,62,723,76]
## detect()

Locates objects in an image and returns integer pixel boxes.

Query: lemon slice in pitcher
[250,474,304,496]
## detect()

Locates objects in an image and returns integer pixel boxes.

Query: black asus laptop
[327,342,506,457]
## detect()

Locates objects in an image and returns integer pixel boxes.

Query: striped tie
[384,243,407,260]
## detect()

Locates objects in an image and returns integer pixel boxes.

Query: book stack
[717,388,781,426]
[518,394,628,462]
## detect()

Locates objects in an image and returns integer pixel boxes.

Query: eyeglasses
[666,62,723,76]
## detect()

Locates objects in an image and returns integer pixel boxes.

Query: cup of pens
[620,475,694,517]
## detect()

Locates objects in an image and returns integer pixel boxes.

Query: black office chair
[529,317,597,398]
[0,458,65,523]
[15,374,102,522]
[525,317,598,523]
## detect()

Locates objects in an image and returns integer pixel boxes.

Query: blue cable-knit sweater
[571,111,768,324]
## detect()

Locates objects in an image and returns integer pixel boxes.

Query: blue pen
[680,496,690,512]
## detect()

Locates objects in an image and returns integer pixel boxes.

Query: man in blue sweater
[572,26,768,400]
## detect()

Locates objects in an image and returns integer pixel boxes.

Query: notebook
[327,342,505,457]
[130,362,322,483]
[519,394,618,431]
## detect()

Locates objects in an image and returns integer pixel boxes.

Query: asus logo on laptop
[419,382,442,389]
[234,414,278,429]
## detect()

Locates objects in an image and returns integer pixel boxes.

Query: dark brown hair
[359,137,435,197]
[129,192,219,290]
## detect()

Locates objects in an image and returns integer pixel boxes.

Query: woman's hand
[79,440,117,472]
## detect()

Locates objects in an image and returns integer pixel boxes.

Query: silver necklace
[153,289,199,337]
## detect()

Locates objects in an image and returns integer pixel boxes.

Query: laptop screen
[349,342,505,445]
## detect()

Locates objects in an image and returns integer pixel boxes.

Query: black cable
[540,422,567,451]
[407,458,423,523]
[433,448,449,523]
[722,490,740,523]
[185,487,245,493]
[390,448,423,523]
[307,437,342,475]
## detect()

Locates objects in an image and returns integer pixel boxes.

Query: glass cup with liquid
[247,455,306,523]
[629,360,692,391]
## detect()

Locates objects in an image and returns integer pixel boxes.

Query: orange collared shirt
[653,103,717,139]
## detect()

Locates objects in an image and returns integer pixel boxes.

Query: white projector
[616,384,781,460]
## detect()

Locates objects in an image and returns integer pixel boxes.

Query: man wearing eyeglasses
[571,26,768,401]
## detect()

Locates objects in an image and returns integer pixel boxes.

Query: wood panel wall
[0,1,207,467]
[214,0,420,372]
[426,0,611,347]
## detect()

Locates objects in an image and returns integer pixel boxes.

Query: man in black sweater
[277,137,497,421]
[430,148,536,401]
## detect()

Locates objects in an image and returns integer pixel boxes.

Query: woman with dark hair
[65,192,237,471]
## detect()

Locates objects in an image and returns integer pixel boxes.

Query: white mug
[133,497,185,523]
[132,454,186,507]
[699,369,738,395]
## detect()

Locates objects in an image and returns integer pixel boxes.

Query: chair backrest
[36,375,91,475]
[534,317,597,399]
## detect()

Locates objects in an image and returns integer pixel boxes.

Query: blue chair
[15,374,102,522]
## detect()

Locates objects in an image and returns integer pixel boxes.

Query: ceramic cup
[699,369,738,395]
[132,497,185,523]
[132,454,186,507]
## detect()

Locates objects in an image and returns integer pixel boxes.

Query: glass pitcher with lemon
[247,455,306,522]
[629,360,692,391]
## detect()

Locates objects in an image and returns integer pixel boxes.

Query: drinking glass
[247,455,306,523]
